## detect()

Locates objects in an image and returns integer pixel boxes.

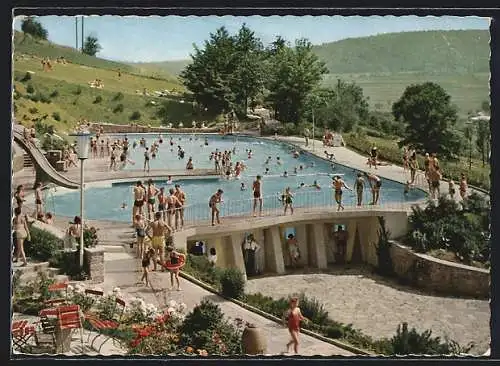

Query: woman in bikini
[12,207,30,266]
[14,185,25,209]
[283,297,308,354]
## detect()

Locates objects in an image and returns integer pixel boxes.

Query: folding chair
[83,288,104,316]
[34,307,58,352]
[57,304,84,351]
[47,282,69,304]
[86,297,126,352]
[12,320,36,353]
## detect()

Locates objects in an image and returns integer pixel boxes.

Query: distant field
[323,72,489,117]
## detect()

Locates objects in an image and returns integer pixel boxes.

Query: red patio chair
[34,307,59,352]
[57,304,84,350]
[86,297,126,352]
[12,320,36,353]
[44,282,69,308]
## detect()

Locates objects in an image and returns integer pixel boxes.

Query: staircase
[23,153,33,168]
[12,261,69,284]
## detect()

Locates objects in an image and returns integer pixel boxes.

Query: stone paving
[245,269,490,355]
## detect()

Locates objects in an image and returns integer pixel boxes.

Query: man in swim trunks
[252,175,263,217]
[144,147,151,173]
[150,211,172,271]
[174,184,186,230]
[332,176,351,211]
[353,173,365,206]
[157,187,167,221]
[364,172,382,205]
[34,181,43,217]
[133,181,146,222]
[146,179,159,221]
[209,189,223,226]
[165,188,181,230]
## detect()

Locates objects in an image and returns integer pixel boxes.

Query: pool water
[47,134,426,222]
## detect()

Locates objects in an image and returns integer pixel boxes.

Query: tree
[475,119,490,166]
[82,35,102,56]
[265,38,328,123]
[392,82,461,158]
[481,100,490,113]
[304,79,370,132]
[21,17,48,40]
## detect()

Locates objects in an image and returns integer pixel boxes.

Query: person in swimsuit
[14,185,25,209]
[44,212,54,225]
[150,211,172,271]
[353,173,365,206]
[283,297,308,354]
[132,181,146,222]
[157,187,167,221]
[186,157,194,170]
[109,147,118,171]
[174,184,186,230]
[134,214,149,259]
[166,188,181,230]
[146,179,159,221]
[209,189,223,226]
[34,182,43,217]
[68,216,82,250]
[408,155,418,184]
[402,147,409,171]
[370,146,378,169]
[364,172,382,205]
[424,153,432,191]
[140,248,156,287]
[428,167,442,199]
[165,246,186,291]
[332,176,351,211]
[252,175,263,217]
[286,234,300,267]
[459,173,468,200]
[144,147,151,173]
[12,207,30,266]
[283,187,294,215]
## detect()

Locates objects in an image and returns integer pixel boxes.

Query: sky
[13,15,490,63]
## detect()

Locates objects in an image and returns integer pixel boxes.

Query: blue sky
[13,15,489,62]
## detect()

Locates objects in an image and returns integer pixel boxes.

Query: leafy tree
[392,82,461,158]
[304,79,369,132]
[82,35,102,56]
[21,17,48,40]
[265,38,328,123]
[475,119,490,166]
[481,100,490,113]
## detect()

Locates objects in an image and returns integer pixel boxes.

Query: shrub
[49,250,89,280]
[83,226,99,247]
[93,95,103,104]
[183,254,222,287]
[49,90,59,98]
[21,72,32,82]
[74,86,82,95]
[24,226,63,261]
[28,107,38,114]
[180,300,224,336]
[113,104,124,113]
[374,216,395,277]
[38,92,51,104]
[129,111,141,121]
[219,268,245,299]
[296,293,330,325]
[113,92,124,101]
[26,84,35,94]
[12,271,55,315]
[29,94,40,103]
[52,111,61,121]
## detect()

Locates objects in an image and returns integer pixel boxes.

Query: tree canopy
[21,17,48,40]
[82,35,102,56]
[392,82,461,158]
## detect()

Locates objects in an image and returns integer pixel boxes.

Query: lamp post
[312,108,315,151]
[69,131,91,268]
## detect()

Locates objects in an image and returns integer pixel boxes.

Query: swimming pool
[47,134,426,222]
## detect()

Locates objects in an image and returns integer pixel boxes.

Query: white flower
[167,307,176,315]
[168,300,177,308]
[67,285,74,293]
[113,287,121,294]
[74,284,85,294]
[177,303,187,313]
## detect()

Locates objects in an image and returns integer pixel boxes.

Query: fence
[139,187,420,229]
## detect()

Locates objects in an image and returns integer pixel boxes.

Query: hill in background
[129,60,191,79]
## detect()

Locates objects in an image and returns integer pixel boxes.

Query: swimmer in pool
[297,182,306,189]
[294,167,298,174]
[121,202,127,210]
[283,171,288,177]
[265,156,272,165]
[276,156,281,165]
[241,182,247,191]
[265,167,270,175]
[310,180,321,189]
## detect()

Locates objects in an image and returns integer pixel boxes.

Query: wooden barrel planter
[241,323,267,355]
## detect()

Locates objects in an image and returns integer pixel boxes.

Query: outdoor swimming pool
[47,134,426,222]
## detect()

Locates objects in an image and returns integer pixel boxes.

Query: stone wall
[84,247,104,283]
[389,241,490,299]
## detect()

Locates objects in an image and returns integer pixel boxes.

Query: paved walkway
[245,270,490,355]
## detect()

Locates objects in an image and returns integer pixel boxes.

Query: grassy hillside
[12,35,197,134]
[313,30,489,74]
[129,59,192,77]
[13,31,177,82]
[323,71,489,118]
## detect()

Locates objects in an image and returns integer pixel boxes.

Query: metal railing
[139,187,421,230]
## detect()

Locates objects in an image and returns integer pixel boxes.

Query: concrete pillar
[306,223,328,269]
[295,224,309,267]
[345,220,357,263]
[279,226,291,267]
[263,227,285,274]
[224,234,247,281]
[357,217,380,266]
